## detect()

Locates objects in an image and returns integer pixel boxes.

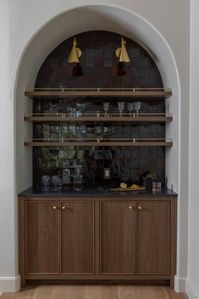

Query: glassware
[73,175,84,191]
[96,126,103,140]
[103,102,110,117]
[51,175,62,186]
[152,182,162,193]
[62,168,71,190]
[75,164,82,177]
[134,101,142,116]
[76,103,86,117]
[127,102,134,116]
[118,101,125,117]
[41,175,50,186]
[73,165,83,191]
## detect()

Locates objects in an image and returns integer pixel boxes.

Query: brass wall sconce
[115,37,131,76]
[68,37,83,77]
[67,36,131,77]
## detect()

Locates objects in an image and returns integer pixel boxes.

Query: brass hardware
[62,206,66,210]
[52,206,57,210]
[129,206,133,210]
[115,37,131,63]
[68,37,82,63]
[138,206,142,210]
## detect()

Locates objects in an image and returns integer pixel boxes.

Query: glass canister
[73,175,84,191]
[152,182,162,193]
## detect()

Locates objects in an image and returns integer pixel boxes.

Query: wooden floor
[0,285,188,299]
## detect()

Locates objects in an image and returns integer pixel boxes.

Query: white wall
[0,0,190,292]
[0,0,20,292]
[187,1,199,298]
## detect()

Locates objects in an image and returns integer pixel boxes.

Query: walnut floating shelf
[24,112,173,123]
[24,138,173,147]
[25,88,172,99]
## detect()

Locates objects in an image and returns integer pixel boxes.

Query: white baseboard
[0,275,20,292]
[174,275,187,292]
[186,280,198,299]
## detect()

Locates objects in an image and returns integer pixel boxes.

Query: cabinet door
[61,201,95,274]
[25,201,59,274]
[136,201,171,275]
[100,201,134,274]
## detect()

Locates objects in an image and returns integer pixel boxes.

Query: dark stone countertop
[18,186,177,198]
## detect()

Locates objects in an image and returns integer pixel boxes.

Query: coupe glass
[127,102,134,116]
[118,101,125,117]
[103,102,110,117]
[134,101,142,116]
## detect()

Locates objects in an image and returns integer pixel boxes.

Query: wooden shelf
[24,113,172,123]
[25,88,172,99]
[24,138,173,147]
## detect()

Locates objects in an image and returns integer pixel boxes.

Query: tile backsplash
[33,31,165,188]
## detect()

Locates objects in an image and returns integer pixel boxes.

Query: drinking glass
[103,102,110,117]
[134,101,142,116]
[75,164,82,177]
[118,101,125,117]
[127,102,134,116]
[73,165,83,191]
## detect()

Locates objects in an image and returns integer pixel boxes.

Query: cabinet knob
[138,206,142,210]
[52,206,58,210]
[62,206,66,210]
[129,206,133,210]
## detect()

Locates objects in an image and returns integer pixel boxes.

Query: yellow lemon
[130,184,140,190]
[120,182,128,189]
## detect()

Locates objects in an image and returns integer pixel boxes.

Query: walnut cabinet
[19,196,177,287]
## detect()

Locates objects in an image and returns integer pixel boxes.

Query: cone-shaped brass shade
[68,37,82,63]
[115,37,130,63]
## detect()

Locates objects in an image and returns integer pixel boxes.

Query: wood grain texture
[24,115,173,123]
[25,89,172,98]
[100,201,135,274]
[24,140,173,147]
[0,286,187,299]
[19,196,177,286]
[61,201,95,274]
[25,201,60,274]
[136,201,171,275]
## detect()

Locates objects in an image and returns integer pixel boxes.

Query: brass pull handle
[138,206,142,210]
[52,206,58,210]
[62,206,66,210]
[129,206,133,210]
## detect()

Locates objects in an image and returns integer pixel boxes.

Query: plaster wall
[187,1,199,298]
[0,0,190,292]
[0,0,19,292]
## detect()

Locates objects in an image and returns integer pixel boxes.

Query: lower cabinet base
[19,196,177,291]
[21,275,175,289]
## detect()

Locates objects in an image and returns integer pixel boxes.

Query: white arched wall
[16,5,180,192]
[3,2,188,293]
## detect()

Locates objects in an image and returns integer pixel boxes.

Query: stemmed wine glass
[127,102,134,116]
[134,101,142,116]
[118,101,125,117]
[103,102,110,117]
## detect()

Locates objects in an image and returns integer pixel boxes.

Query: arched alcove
[32,30,165,188]
[14,4,183,290]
